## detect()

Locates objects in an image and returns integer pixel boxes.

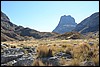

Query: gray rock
[88,42,94,46]
[55,52,73,59]
[2,60,17,66]
[1,43,37,66]
[1,44,8,49]
[3,48,25,55]
[1,64,8,66]
[23,47,36,53]
[55,52,66,57]
[13,57,34,66]
[80,61,95,66]
[1,53,24,64]
[12,52,35,66]
[31,47,36,53]
[1,44,7,47]
[39,57,60,66]
[48,56,59,60]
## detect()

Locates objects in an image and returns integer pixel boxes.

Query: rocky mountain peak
[52,15,77,34]
[60,15,75,24]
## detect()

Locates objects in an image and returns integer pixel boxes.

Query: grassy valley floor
[1,38,99,66]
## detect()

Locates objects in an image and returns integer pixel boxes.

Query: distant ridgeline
[73,12,99,34]
[1,11,99,41]
[1,11,58,41]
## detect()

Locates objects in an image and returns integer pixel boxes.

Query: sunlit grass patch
[69,58,80,66]
[37,45,53,58]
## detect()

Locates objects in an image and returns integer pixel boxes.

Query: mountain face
[73,12,99,33]
[1,11,21,41]
[52,15,77,34]
[1,11,58,41]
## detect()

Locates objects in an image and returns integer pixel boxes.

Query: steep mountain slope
[1,11,25,41]
[73,12,99,33]
[1,11,58,41]
[52,15,77,34]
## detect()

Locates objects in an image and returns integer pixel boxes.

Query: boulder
[39,57,60,66]
[1,53,24,64]
[13,57,34,66]
[55,52,73,59]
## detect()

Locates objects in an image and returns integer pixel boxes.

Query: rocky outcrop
[1,53,24,64]
[73,12,99,33]
[1,43,36,66]
[54,32,85,40]
[80,61,95,66]
[55,51,73,59]
[52,15,77,34]
[1,43,73,66]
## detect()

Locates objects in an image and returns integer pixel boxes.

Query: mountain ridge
[1,11,58,41]
[1,11,99,42]
[73,12,99,33]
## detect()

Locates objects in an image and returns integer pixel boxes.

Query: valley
[1,11,99,66]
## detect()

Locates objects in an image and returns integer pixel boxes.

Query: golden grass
[92,55,99,66]
[32,59,45,66]
[1,38,99,66]
[37,45,53,58]
[69,58,81,66]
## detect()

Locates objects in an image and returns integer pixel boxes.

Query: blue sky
[1,1,99,32]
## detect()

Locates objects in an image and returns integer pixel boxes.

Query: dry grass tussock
[37,45,53,58]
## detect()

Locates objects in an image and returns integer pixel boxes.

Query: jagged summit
[52,15,77,34]
[60,15,76,24]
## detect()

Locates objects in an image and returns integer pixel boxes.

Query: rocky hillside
[52,15,77,34]
[1,11,25,41]
[73,12,99,33]
[1,11,58,41]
